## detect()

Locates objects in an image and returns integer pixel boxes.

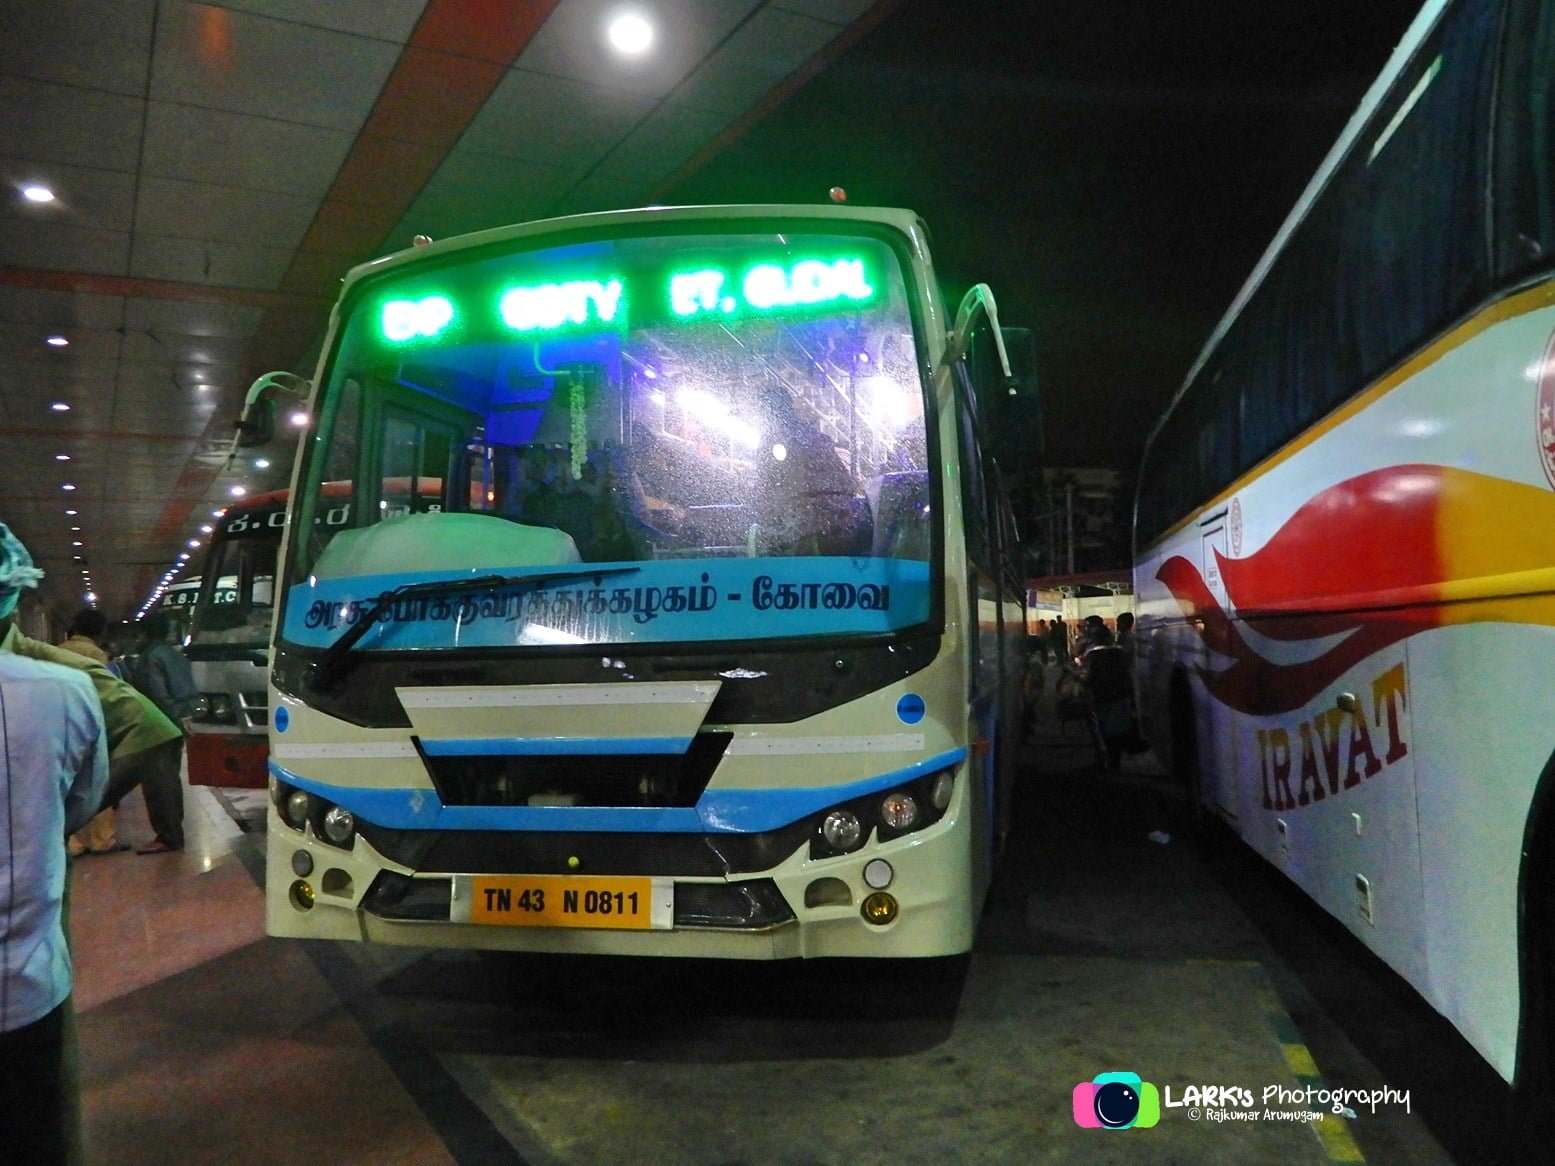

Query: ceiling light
[229,485,247,497]
[290,411,309,427]
[64,509,77,516]
[200,524,213,533]
[85,592,96,603]
[71,541,82,547]
[197,383,211,393]
[50,402,70,412]
[178,553,190,561]
[61,483,76,491]
[46,335,68,347]
[54,454,70,461]
[188,539,200,548]
[21,184,55,204]
[253,458,271,469]
[70,526,80,532]
[606,10,655,55]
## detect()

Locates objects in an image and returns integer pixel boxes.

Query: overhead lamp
[188,539,200,548]
[50,402,70,412]
[200,524,213,533]
[178,553,190,561]
[606,9,655,56]
[46,335,68,347]
[229,485,247,497]
[61,483,76,491]
[253,458,270,469]
[21,184,55,204]
[289,411,309,427]
[71,541,82,547]
[54,453,70,461]
[64,509,77,516]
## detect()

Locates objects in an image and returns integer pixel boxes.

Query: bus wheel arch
[1516,748,1555,1119]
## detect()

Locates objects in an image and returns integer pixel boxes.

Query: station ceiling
[0,0,891,619]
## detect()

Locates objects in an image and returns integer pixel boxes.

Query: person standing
[4,601,185,857]
[122,612,197,854]
[0,524,110,1164]
[1080,627,1134,771]
[1048,617,1068,665]
[57,609,124,856]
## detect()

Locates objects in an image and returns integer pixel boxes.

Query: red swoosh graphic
[1157,466,1446,716]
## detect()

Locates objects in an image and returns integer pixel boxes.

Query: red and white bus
[1134,0,1555,1099]
[184,491,286,787]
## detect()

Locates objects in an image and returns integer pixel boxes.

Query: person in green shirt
[1,606,185,853]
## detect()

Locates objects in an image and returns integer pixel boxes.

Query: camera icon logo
[1072,1071,1161,1129]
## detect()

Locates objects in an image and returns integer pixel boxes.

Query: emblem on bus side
[1539,330,1555,490]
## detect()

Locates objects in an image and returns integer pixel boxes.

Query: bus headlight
[821,810,864,852]
[321,805,356,847]
[195,692,236,724]
[880,791,919,831]
[282,789,310,831]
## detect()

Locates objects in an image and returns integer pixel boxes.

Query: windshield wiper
[309,565,641,687]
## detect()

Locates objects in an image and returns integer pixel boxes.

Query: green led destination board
[376,254,879,344]
[500,278,624,333]
[381,295,454,342]
[669,257,875,318]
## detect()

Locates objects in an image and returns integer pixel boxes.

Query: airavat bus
[1134,0,1555,1100]
[253,204,1030,959]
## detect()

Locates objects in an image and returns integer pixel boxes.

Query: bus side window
[953,364,994,576]
[1494,0,1555,279]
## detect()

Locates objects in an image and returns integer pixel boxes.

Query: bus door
[1195,506,1245,822]
[954,356,1005,875]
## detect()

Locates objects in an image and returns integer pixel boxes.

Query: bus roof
[342,204,932,297]
[1150,0,1450,444]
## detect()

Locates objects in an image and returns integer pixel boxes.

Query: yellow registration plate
[454,874,674,930]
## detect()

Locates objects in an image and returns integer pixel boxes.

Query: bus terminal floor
[68,685,1468,1166]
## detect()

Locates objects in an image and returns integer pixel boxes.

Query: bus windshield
[285,227,934,652]
[190,502,282,648]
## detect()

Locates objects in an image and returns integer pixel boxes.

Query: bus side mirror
[228,371,312,459]
[1001,327,1038,397]
[234,397,274,447]
[998,326,1043,456]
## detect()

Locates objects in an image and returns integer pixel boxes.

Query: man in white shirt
[0,522,109,1163]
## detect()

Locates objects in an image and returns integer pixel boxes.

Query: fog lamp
[290,850,313,877]
[322,805,356,845]
[821,809,863,852]
[880,791,919,830]
[861,892,898,925]
[289,879,315,911]
[282,789,310,830]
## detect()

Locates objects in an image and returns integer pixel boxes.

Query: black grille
[417,732,731,808]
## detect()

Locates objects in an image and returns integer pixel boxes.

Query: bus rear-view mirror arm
[226,371,312,465]
[945,283,1017,393]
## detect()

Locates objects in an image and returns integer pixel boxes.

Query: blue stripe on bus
[418,736,692,757]
[268,747,968,835]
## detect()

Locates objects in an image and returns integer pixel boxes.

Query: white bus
[254,203,1031,960]
[1134,0,1555,1098]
